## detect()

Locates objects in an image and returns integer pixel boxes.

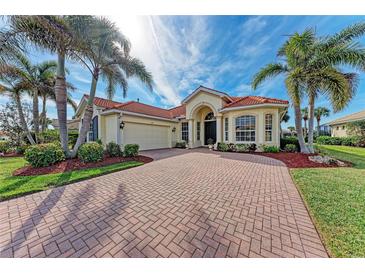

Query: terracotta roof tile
[223,96,288,108]
[84,94,123,109]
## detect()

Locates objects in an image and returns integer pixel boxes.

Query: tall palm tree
[252,31,311,153]
[301,108,308,139]
[280,112,290,137]
[0,64,35,144]
[66,16,153,157]
[314,107,330,136]
[5,16,87,155]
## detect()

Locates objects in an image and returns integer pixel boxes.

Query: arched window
[235,115,256,142]
[204,112,215,121]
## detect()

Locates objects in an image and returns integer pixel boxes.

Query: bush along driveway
[291,145,365,257]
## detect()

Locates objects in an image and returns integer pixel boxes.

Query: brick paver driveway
[0,149,328,258]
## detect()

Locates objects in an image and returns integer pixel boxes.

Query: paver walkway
[0,149,328,258]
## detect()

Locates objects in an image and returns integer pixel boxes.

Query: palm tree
[301,108,308,139]
[0,63,35,144]
[66,16,153,157]
[252,31,312,153]
[280,112,290,137]
[314,107,330,136]
[5,16,87,155]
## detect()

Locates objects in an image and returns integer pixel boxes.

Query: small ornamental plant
[78,142,104,163]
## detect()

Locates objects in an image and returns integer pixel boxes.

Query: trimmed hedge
[316,136,365,147]
[284,144,297,152]
[78,142,104,163]
[39,130,79,147]
[175,141,187,148]
[24,143,65,167]
[106,141,122,157]
[261,145,280,153]
[124,144,139,157]
[0,141,10,153]
[280,137,299,152]
[217,142,256,153]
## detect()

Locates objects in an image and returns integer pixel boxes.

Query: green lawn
[291,145,365,257]
[0,157,143,201]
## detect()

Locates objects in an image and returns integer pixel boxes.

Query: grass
[0,157,143,201]
[291,144,365,257]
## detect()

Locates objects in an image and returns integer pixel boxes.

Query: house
[328,109,365,137]
[74,86,289,150]
[52,118,81,131]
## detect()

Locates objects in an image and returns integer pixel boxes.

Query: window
[265,114,273,142]
[205,112,215,121]
[224,118,229,141]
[197,122,201,141]
[342,125,346,130]
[181,122,188,142]
[235,115,256,142]
[337,126,339,130]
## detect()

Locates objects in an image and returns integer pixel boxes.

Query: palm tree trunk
[55,52,69,156]
[294,102,309,154]
[15,92,36,145]
[303,120,307,139]
[317,118,321,136]
[32,88,40,142]
[41,94,47,132]
[307,95,315,153]
[70,67,99,158]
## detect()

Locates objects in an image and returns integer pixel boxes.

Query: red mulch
[13,155,153,176]
[255,152,350,168]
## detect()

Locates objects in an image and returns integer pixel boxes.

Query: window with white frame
[181,122,189,142]
[197,122,201,141]
[235,115,256,142]
[265,114,273,142]
[224,118,228,141]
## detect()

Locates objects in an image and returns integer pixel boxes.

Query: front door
[204,121,216,145]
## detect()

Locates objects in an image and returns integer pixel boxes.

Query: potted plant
[207,138,214,150]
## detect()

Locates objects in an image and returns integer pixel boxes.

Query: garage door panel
[123,122,169,150]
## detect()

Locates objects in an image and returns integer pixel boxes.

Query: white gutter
[219,103,289,113]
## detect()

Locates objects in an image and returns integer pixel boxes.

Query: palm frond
[323,22,365,48]
[252,63,288,89]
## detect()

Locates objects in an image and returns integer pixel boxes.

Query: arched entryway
[204,112,216,145]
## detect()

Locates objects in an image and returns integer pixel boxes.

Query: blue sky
[1,15,365,128]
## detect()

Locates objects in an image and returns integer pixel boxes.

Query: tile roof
[327,109,365,125]
[84,89,287,120]
[223,96,289,109]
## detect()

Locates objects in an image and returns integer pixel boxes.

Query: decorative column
[216,115,222,144]
[188,119,193,148]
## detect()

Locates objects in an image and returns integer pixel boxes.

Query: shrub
[284,144,297,152]
[175,141,186,148]
[68,131,79,147]
[227,143,236,152]
[25,143,65,167]
[96,139,103,145]
[0,140,10,153]
[247,143,257,152]
[207,138,214,145]
[39,130,59,143]
[280,137,299,151]
[341,137,355,146]
[235,144,250,153]
[78,142,104,163]
[15,144,29,154]
[352,136,365,147]
[316,136,342,145]
[106,141,122,157]
[217,142,229,152]
[124,144,139,157]
[262,145,280,153]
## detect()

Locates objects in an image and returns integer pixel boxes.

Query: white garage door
[123,122,170,150]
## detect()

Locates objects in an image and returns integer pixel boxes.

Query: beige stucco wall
[331,123,348,137]
[185,91,223,119]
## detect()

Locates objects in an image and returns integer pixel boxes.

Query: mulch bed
[13,155,153,176]
[255,152,351,168]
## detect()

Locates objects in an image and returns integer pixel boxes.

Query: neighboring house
[74,85,289,150]
[328,109,365,137]
[318,124,331,136]
[52,118,81,131]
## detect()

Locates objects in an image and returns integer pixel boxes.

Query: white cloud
[241,16,267,33]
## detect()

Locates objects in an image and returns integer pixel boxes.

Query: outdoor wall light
[120,121,125,129]
[172,127,176,132]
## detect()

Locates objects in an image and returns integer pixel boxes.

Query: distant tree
[314,107,330,136]
[0,101,33,147]
[347,120,365,136]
